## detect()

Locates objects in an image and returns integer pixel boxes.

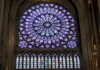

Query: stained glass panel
[19,55,22,69]
[16,55,19,69]
[45,54,51,69]
[67,55,70,69]
[18,3,77,48]
[67,54,73,69]
[38,54,44,69]
[31,55,34,69]
[52,54,58,69]
[16,2,80,70]
[34,55,37,69]
[74,55,77,68]
[52,54,56,69]
[74,54,80,69]
[59,55,63,69]
[56,55,59,69]
[16,53,80,69]
[77,56,80,68]
[23,54,27,69]
[70,55,73,68]
[16,54,22,69]
[27,55,30,69]
[63,55,66,68]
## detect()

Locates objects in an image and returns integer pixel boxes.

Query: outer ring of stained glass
[19,3,77,48]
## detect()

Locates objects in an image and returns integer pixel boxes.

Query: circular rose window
[18,3,77,48]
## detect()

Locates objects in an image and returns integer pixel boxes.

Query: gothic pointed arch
[8,0,83,70]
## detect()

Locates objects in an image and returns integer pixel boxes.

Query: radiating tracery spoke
[18,3,77,48]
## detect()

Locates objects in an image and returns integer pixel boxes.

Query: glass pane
[70,55,73,68]
[45,54,51,69]
[77,56,80,68]
[34,56,37,69]
[59,56,63,69]
[56,56,58,69]
[49,56,51,68]
[19,56,22,69]
[18,3,76,49]
[41,56,44,69]
[74,56,77,68]
[23,54,27,69]
[74,54,80,68]
[67,55,70,69]
[31,56,34,69]
[63,55,66,68]
[16,56,19,69]
[52,55,56,69]
[27,55,30,69]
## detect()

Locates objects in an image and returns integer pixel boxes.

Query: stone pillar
[0,0,6,70]
[91,0,100,70]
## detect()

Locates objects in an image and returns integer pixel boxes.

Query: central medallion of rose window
[43,22,51,28]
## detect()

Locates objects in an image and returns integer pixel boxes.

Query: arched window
[67,53,73,69]
[16,54,22,69]
[30,54,37,69]
[52,54,58,69]
[23,54,29,69]
[16,2,81,70]
[45,54,51,69]
[74,53,80,69]
[38,54,44,69]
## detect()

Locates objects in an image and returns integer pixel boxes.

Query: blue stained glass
[45,54,51,69]
[40,4,44,7]
[74,56,77,68]
[52,54,58,69]
[18,3,76,48]
[38,54,44,69]
[47,7,51,13]
[50,4,54,7]
[46,45,50,48]
[68,41,76,48]
[67,54,70,69]
[23,54,27,69]
[44,7,47,14]
[16,54,22,69]
[16,53,80,69]
[56,56,59,69]
[50,8,55,14]
[63,45,67,48]
[27,56,30,69]
[63,55,66,68]
[16,57,19,69]
[52,45,55,48]
[34,55,37,69]
[19,56,22,69]
[18,41,27,48]
[74,54,80,69]
[31,56,33,69]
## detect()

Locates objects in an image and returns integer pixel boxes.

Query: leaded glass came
[18,3,77,48]
[16,53,80,69]
[16,2,81,70]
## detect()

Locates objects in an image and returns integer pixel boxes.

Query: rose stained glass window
[16,2,81,70]
[18,3,77,48]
